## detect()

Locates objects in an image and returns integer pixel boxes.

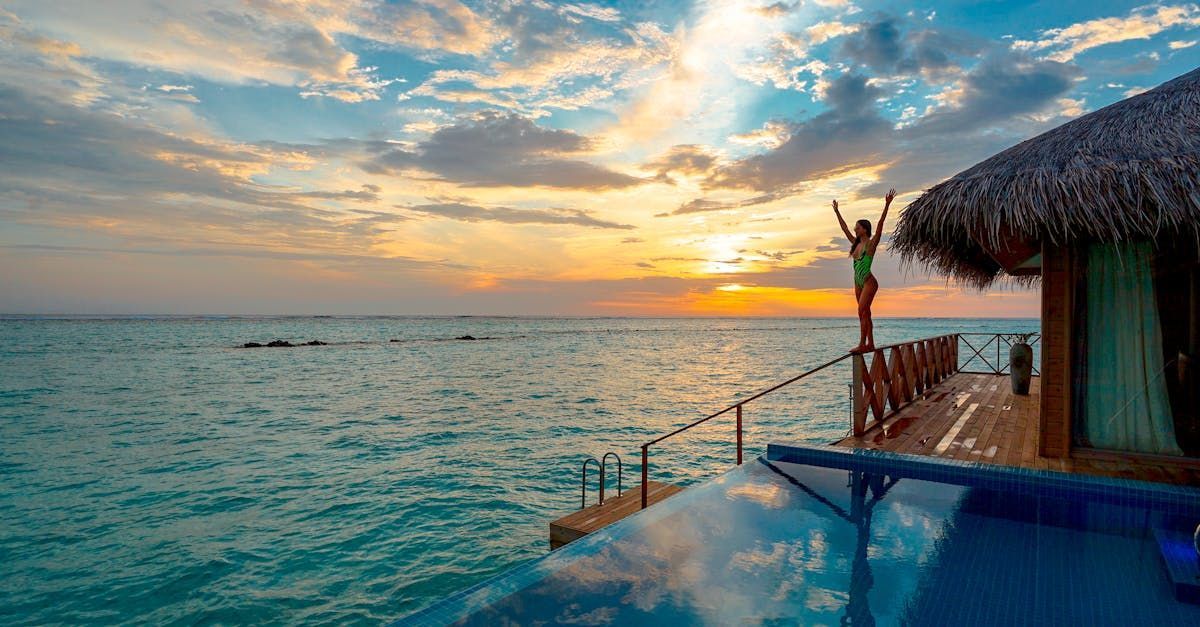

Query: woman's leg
[854,283,865,350]
[858,276,878,350]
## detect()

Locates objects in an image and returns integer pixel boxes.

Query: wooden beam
[1039,243,1073,458]
[978,222,1042,274]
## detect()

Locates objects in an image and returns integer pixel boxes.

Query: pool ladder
[580,452,622,509]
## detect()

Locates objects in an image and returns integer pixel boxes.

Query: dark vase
[1010,342,1033,395]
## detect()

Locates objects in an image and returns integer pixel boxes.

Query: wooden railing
[851,334,958,437]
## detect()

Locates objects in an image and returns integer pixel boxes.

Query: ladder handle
[580,457,602,509]
[601,452,622,497]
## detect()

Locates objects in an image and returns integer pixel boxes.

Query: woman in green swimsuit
[832,188,896,353]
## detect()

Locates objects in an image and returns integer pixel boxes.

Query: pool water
[401,446,1200,625]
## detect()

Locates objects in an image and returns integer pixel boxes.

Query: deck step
[1153,527,1200,604]
[549,481,682,549]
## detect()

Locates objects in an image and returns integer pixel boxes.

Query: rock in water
[243,342,263,348]
[456,335,477,340]
[304,340,327,346]
[266,340,294,347]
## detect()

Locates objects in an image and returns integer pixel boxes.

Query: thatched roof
[893,65,1200,287]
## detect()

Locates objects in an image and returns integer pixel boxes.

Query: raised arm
[869,188,897,252]
[831,199,854,243]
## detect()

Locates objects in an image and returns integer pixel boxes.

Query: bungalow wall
[1038,241,1199,460]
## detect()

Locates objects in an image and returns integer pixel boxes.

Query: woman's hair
[850,219,872,254]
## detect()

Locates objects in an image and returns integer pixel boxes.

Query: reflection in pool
[399,450,1200,625]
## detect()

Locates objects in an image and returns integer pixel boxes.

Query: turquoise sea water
[0,316,1036,624]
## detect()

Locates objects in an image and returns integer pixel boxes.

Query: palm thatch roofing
[893,65,1200,287]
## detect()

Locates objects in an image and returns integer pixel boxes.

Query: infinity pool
[399,445,1200,625]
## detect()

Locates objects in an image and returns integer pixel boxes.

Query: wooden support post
[852,353,867,436]
[1040,243,1074,458]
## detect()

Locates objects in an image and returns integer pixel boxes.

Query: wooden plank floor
[549,481,682,549]
[835,373,1200,486]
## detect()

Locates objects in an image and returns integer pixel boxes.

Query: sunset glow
[2,1,1197,315]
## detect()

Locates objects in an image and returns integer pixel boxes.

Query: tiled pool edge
[392,463,750,626]
[770,442,1200,512]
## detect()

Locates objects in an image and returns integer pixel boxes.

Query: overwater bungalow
[398,67,1200,626]
[888,65,1200,472]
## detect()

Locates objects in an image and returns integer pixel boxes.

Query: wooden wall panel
[1040,243,1073,458]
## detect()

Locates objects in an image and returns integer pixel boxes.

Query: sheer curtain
[1082,242,1182,455]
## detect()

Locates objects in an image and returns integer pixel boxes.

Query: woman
[832,188,896,353]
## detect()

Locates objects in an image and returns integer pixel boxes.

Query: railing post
[996,335,1001,375]
[852,353,867,436]
[640,445,648,509]
[736,404,743,465]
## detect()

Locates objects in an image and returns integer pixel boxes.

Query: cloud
[658,190,794,217]
[399,201,635,229]
[704,73,891,192]
[0,10,104,105]
[855,48,1083,197]
[292,185,382,203]
[754,2,797,18]
[1013,4,1200,61]
[839,14,983,77]
[352,0,498,55]
[0,0,496,103]
[361,111,644,189]
[727,120,793,149]
[642,144,721,181]
[0,84,409,258]
[731,21,855,91]
[405,6,673,114]
[908,51,1081,135]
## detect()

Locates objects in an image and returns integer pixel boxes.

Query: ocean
[0,316,1037,624]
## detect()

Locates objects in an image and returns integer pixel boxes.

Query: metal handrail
[639,352,854,508]
[580,457,602,509]
[601,452,622,502]
[958,332,1041,376]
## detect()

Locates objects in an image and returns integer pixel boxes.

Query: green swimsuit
[853,251,873,288]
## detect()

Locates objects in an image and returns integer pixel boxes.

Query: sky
[0,1,1197,316]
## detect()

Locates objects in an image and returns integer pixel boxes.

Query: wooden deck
[549,481,682,549]
[836,372,1200,486]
